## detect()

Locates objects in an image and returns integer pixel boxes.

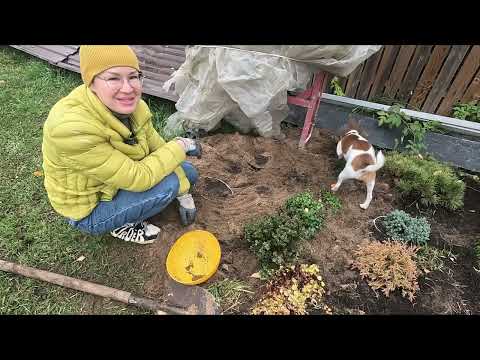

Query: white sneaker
[110,221,161,244]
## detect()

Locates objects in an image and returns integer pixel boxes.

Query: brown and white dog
[330,120,385,209]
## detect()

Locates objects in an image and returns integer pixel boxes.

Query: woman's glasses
[96,72,144,91]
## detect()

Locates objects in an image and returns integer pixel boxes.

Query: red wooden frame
[287,71,327,148]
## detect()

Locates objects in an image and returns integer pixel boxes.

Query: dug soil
[136,127,480,315]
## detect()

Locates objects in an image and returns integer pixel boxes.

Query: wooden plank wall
[328,45,480,116]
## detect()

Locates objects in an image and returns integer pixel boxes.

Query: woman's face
[90,66,143,114]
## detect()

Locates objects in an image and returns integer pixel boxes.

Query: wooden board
[356,48,384,100]
[10,45,78,64]
[369,45,401,100]
[344,61,365,98]
[323,72,333,94]
[396,45,433,105]
[383,45,416,99]
[422,45,470,113]
[409,45,451,110]
[461,67,480,103]
[437,45,480,115]
[139,45,186,58]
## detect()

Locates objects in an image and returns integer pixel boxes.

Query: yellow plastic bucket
[166,230,221,285]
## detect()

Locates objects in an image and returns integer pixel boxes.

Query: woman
[42,45,201,244]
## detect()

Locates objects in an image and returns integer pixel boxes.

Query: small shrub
[245,192,325,272]
[251,264,329,315]
[283,191,325,239]
[383,210,430,246]
[245,213,302,271]
[351,241,420,302]
[385,152,465,210]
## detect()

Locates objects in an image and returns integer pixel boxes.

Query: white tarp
[162,45,382,139]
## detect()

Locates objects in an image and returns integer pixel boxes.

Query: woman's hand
[175,137,202,158]
[177,193,196,226]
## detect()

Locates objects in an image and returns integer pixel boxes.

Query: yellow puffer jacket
[42,84,190,220]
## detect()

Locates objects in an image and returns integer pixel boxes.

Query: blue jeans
[68,162,198,235]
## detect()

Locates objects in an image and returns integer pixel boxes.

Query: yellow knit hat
[79,45,140,86]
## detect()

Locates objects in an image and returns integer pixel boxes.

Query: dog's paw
[359,203,369,210]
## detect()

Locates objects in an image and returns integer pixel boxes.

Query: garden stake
[0,259,218,315]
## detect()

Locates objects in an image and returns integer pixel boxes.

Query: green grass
[145,95,177,139]
[0,46,174,314]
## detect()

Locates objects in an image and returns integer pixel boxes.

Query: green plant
[330,76,345,96]
[385,152,465,210]
[415,245,456,274]
[321,190,342,214]
[383,210,430,246]
[245,192,325,272]
[376,104,440,154]
[146,96,179,140]
[283,192,325,239]
[245,213,301,272]
[207,279,254,314]
[351,241,420,302]
[251,264,330,315]
[452,101,480,123]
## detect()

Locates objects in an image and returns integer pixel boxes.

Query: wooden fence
[327,45,480,116]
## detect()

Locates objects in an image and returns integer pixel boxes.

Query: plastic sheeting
[162,45,382,139]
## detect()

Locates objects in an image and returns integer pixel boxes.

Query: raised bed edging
[286,102,480,172]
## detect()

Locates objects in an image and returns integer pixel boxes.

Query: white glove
[175,137,202,158]
[177,193,197,226]
[175,137,196,152]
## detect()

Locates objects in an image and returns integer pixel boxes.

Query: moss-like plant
[385,152,465,210]
[383,210,430,246]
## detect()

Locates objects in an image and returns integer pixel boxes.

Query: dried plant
[351,241,420,302]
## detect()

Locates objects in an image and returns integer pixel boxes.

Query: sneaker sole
[131,239,156,245]
[109,234,157,245]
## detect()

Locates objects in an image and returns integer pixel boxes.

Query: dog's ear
[336,123,348,139]
[347,115,361,131]
[337,115,357,138]
[346,114,369,138]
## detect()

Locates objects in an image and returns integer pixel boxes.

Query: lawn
[0,46,175,314]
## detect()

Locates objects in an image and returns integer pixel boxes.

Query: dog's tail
[361,150,385,173]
